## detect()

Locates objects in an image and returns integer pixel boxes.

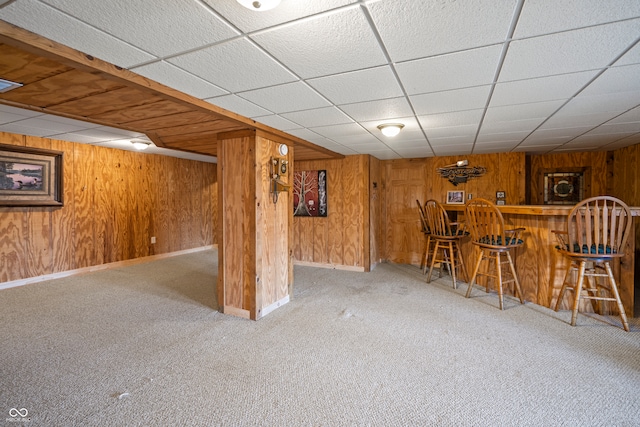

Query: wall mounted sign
[0,143,63,206]
[293,170,327,217]
[437,164,486,186]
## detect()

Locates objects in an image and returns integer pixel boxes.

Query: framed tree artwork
[293,169,327,217]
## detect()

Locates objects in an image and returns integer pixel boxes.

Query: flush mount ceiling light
[0,78,23,93]
[377,123,405,137]
[237,0,281,11]
[131,140,151,150]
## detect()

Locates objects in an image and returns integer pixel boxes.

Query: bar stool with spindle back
[464,198,525,310]
[552,196,632,331]
[416,200,436,274]
[423,199,468,288]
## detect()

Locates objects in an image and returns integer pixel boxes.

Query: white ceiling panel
[0,0,155,67]
[339,98,413,122]
[252,115,302,131]
[396,46,503,95]
[490,71,597,107]
[41,0,239,57]
[500,20,640,82]
[238,82,330,114]
[308,66,403,105]
[411,86,491,116]
[168,38,297,92]
[369,0,518,62]
[206,0,358,33]
[1,0,639,159]
[514,0,640,39]
[132,61,228,99]
[205,95,271,118]
[252,7,387,79]
[282,107,353,128]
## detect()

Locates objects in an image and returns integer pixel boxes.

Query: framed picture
[293,169,327,217]
[496,191,505,199]
[446,190,465,204]
[0,144,63,206]
[496,200,506,206]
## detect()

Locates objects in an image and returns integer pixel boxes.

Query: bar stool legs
[465,248,524,310]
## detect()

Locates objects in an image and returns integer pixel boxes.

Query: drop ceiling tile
[555,92,640,117]
[307,66,403,105]
[253,115,302,131]
[46,132,118,144]
[425,124,478,139]
[514,0,640,38]
[206,0,357,33]
[309,123,368,139]
[281,107,353,128]
[607,106,640,124]
[347,141,390,151]
[500,20,640,82]
[433,145,474,155]
[384,139,431,150]
[339,98,413,122]
[490,71,597,107]
[540,111,622,130]
[579,64,640,95]
[41,0,239,57]
[0,105,43,119]
[251,7,387,79]
[206,95,272,118]
[168,38,297,92]
[396,46,503,95]
[585,122,640,136]
[430,136,476,146]
[480,118,544,134]
[614,43,640,66]
[238,82,330,114]
[476,131,530,143]
[519,136,574,146]
[0,0,156,68]
[419,109,484,129]
[527,126,592,140]
[0,123,54,137]
[132,61,228,99]
[411,86,491,116]
[567,134,631,146]
[6,116,87,134]
[369,0,517,62]
[484,100,565,123]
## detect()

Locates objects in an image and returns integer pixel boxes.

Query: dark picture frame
[0,143,63,207]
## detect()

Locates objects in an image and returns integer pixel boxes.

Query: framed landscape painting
[0,144,63,206]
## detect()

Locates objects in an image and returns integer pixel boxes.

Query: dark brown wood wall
[0,131,217,283]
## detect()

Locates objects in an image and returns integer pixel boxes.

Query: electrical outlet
[151,236,156,244]
[468,193,472,200]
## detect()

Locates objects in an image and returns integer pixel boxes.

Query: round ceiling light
[131,140,151,150]
[377,123,405,137]
[237,0,281,11]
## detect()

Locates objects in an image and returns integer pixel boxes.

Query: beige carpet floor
[1,249,639,426]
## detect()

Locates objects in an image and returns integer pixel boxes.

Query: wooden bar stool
[552,196,631,331]
[423,199,468,289]
[416,200,436,274]
[464,198,525,310]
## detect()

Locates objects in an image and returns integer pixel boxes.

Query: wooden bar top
[442,203,640,216]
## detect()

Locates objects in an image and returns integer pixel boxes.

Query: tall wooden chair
[424,199,468,288]
[552,196,631,331]
[416,200,434,274]
[464,198,525,310]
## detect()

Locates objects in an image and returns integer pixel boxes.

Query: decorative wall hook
[437,161,486,186]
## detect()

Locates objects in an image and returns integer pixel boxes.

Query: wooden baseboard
[293,260,365,272]
[0,245,217,291]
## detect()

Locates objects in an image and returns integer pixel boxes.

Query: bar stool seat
[423,199,468,289]
[552,196,631,332]
[464,198,525,310]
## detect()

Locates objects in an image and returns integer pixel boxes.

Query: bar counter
[442,204,639,317]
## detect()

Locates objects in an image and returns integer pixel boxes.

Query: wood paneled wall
[382,153,526,265]
[292,155,370,270]
[528,151,610,204]
[0,132,217,283]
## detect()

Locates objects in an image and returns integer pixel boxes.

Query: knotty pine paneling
[529,151,608,205]
[293,155,369,269]
[383,153,526,266]
[0,132,217,284]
